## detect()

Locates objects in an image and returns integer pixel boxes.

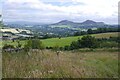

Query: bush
[59,47,64,50]
[24,39,44,52]
[2,44,15,49]
[80,35,99,49]
[46,47,53,49]
[64,45,70,50]
[68,35,99,50]
[70,41,80,50]
[31,39,44,49]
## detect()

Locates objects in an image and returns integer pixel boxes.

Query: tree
[70,41,80,50]
[80,35,98,49]
[24,39,44,52]
[74,32,80,36]
[24,40,32,52]
[80,31,87,35]
[87,29,93,34]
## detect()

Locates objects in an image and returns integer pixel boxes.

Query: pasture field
[2,49,119,78]
[1,32,119,47]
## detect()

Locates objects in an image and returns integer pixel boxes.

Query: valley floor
[2,49,119,78]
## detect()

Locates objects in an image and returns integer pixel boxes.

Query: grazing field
[2,49,118,78]
[42,32,119,47]
[1,32,119,47]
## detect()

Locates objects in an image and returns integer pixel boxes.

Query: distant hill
[50,20,116,29]
[52,20,76,25]
[81,20,105,25]
[4,20,117,29]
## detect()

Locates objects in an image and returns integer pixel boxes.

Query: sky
[1,0,119,24]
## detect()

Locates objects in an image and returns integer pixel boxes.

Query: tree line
[74,27,120,36]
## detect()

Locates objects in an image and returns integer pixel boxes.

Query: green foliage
[24,40,32,52]
[70,41,80,50]
[87,29,93,34]
[16,40,22,48]
[2,44,15,49]
[53,45,60,51]
[74,27,119,36]
[74,31,87,36]
[64,35,99,50]
[80,35,99,49]
[24,39,44,52]
[64,45,70,50]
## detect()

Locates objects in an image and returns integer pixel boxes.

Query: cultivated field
[2,49,118,78]
[1,32,119,47]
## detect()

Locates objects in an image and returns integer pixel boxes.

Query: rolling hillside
[1,32,119,47]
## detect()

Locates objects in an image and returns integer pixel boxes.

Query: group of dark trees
[74,27,120,36]
[64,36,119,50]
[64,35,99,50]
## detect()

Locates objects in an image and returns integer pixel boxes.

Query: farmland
[1,32,119,47]
[2,49,118,78]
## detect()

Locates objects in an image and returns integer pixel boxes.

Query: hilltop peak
[81,20,105,25]
[52,20,75,25]
[58,20,74,23]
[82,20,96,24]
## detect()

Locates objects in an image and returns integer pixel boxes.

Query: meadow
[1,32,119,47]
[2,49,118,78]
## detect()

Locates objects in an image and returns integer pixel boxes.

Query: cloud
[2,0,119,24]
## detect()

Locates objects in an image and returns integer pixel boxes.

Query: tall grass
[2,50,118,78]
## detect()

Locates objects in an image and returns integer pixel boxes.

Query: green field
[3,49,119,78]
[1,32,119,47]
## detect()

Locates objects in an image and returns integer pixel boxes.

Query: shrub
[80,35,99,49]
[59,47,64,50]
[68,35,99,50]
[31,39,44,49]
[2,44,15,49]
[24,40,32,52]
[46,46,53,49]
[24,39,44,52]
[70,41,80,50]
[64,45,70,50]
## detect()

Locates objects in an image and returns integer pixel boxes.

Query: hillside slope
[42,32,119,47]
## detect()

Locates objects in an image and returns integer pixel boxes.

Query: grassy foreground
[1,32,119,47]
[2,49,118,78]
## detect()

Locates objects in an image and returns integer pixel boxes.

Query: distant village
[0,27,33,40]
